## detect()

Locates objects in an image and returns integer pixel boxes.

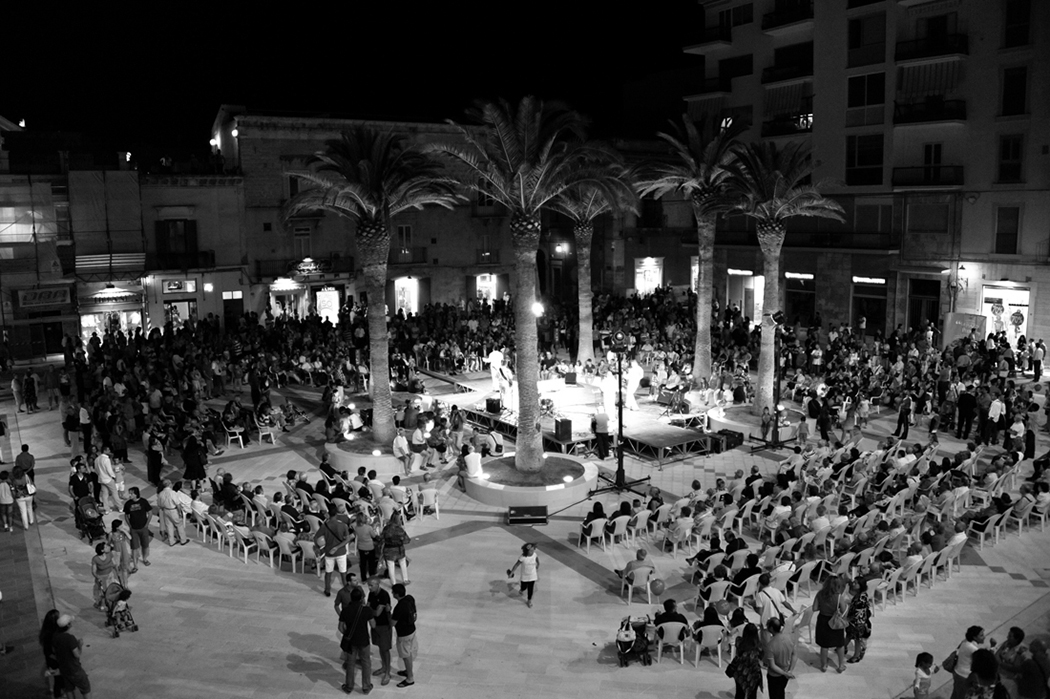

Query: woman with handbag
[814,574,849,673]
[845,577,873,663]
[381,512,411,588]
[11,463,35,530]
[949,626,996,699]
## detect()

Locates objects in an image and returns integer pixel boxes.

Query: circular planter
[464,453,599,510]
[325,438,403,476]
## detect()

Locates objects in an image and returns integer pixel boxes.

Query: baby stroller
[103,582,139,637]
[75,496,107,543]
[615,615,652,667]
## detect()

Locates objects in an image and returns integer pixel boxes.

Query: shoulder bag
[828,593,849,630]
[942,643,961,673]
[339,605,365,653]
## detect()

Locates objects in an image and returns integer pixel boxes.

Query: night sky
[6,4,705,157]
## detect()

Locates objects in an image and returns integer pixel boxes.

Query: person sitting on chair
[615,548,655,583]
[655,598,688,628]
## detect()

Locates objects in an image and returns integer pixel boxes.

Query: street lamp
[590,329,650,496]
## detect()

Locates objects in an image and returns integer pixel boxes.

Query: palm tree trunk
[574,223,594,364]
[755,222,785,416]
[358,220,395,446]
[510,214,544,473]
[692,207,716,384]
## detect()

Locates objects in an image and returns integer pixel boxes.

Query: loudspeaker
[555,418,572,441]
[564,372,577,385]
[486,397,502,413]
[718,429,745,450]
[657,389,675,405]
[507,505,548,525]
[639,377,651,389]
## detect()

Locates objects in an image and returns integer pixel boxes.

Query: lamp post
[590,329,650,496]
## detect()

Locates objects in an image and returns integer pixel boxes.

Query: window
[288,176,299,198]
[1001,67,1028,116]
[916,12,957,38]
[845,134,884,186]
[998,135,1024,182]
[995,206,1021,254]
[847,73,885,108]
[854,202,892,233]
[476,189,496,208]
[155,219,198,255]
[718,3,753,27]
[396,225,412,250]
[1004,0,1030,47]
[719,54,753,80]
[293,233,311,258]
[907,203,949,234]
[222,290,243,300]
[847,13,886,67]
[923,143,942,166]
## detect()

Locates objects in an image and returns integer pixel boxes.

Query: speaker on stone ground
[555,418,572,441]
[564,372,577,385]
[486,397,502,413]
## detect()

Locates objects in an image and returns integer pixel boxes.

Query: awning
[897,62,962,98]
[890,264,948,275]
[764,83,810,117]
[686,96,725,122]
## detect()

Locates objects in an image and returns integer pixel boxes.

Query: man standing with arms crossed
[123,487,152,567]
[391,582,417,688]
[764,617,795,699]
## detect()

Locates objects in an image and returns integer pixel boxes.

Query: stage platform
[417,365,715,467]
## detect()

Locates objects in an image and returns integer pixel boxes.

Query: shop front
[634,257,664,296]
[6,285,79,361]
[267,277,349,322]
[981,283,1030,342]
[143,269,248,333]
[78,282,145,343]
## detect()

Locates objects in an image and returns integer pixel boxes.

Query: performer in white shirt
[487,347,505,392]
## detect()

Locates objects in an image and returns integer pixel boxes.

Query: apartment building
[210,106,515,320]
[619,0,1049,341]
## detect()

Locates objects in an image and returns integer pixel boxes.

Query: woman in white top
[950,625,994,699]
[507,542,540,608]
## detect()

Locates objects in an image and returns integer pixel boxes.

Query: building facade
[609,0,1049,341]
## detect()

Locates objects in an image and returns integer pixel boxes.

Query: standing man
[316,504,352,598]
[367,576,394,686]
[956,385,977,440]
[486,346,504,393]
[14,444,36,483]
[53,614,91,698]
[892,393,912,440]
[95,446,121,513]
[988,392,1005,446]
[79,401,93,448]
[391,583,417,688]
[156,479,188,546]
[123,487,152,568]
[593,410,610,460]
[333,572,362,617]
[1033,341,1045,380]
[764,617,796,699]
[338,586,375,695]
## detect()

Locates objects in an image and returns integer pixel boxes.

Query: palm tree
[429,96,596,473]
[283,126,461,445]
[722,140,844,415]
[635,117,744,384]
[550,147,636,364]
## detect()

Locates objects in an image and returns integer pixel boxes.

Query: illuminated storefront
[982,283,1030,341]
[78,283,145,342]
[634,257,664,296]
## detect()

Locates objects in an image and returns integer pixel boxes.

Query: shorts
[325,554,348,573]
[130,527,150,551]
[372,624,393,649]
[395,632,417,659]
[64,668,92,694]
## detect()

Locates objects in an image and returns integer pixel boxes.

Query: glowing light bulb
[562,475,573,483]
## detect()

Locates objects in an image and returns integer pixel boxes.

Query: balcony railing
[892,165,964,187]
[895,34,969,62]
[475,249,501,265]
[893,99,967,124]
[146,250,215,271]
[695,24,732,44]
[762,114,814,137]
[388,246,428,265]
[762,1,814,31]
[761,63,814,84]
[716,229,898,250]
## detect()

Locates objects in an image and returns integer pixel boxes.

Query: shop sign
[18,287,71,308]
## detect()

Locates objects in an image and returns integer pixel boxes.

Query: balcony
[475,249,501,265]
[892,165,964,188]
[716,229,898,250]
[685,77,732,98]
[762,1,814,34]
[146,250,215,271]
[388,246,428,265]
[895,34,968,63]
[761,63,814,84]
[893,99,966,125]
[761,113,814,137]
[683,25,733,54]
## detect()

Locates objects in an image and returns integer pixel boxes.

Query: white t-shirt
[464,452,483,478]
[517,553,539,582]
[755,587,789,625]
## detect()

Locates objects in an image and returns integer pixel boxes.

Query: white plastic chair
[223,420,245,449]
[693,626,724,668]
[621,566,655,605]
[607,515,632,546]
[254,414,277,444]
[252,531,276,567]
[419,489,440,520]
[655,622,688,664]
[578,518,608,552]
[628,510,652,544]
[275,535,301,573]
[232,528,258,564]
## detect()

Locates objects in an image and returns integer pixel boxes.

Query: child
[507,543,540,608]
[913,651,938,698]
[0,471,13,531]
[113,462,127,498]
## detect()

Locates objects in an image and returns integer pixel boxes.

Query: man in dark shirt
[339,587,376,694]
[367,576,394,685]
[52,614,91,697]
[391,583,417,687]
[68,462,92,500]
[333,572,362,617]
[654,598,688,627]
[123,487,152,567]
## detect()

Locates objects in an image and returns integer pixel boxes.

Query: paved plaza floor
[1,385,1049,698]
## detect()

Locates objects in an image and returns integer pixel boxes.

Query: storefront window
[476,274,496,302]
[785,278,816,327]
[164,299,198,328]
[982,285,1029,342]
[634,257,663,296]
[394,277,419,315]
[853,283,887,337]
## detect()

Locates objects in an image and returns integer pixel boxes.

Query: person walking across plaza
[391,582,417,688]
[123,487,152,568]
[764,617,796,699]
[14,443,36,483]
[507,542,540,608]
[53,614,91,698]
[317,504,352,597]
[367,576,394,686]
[339,586,375,695]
